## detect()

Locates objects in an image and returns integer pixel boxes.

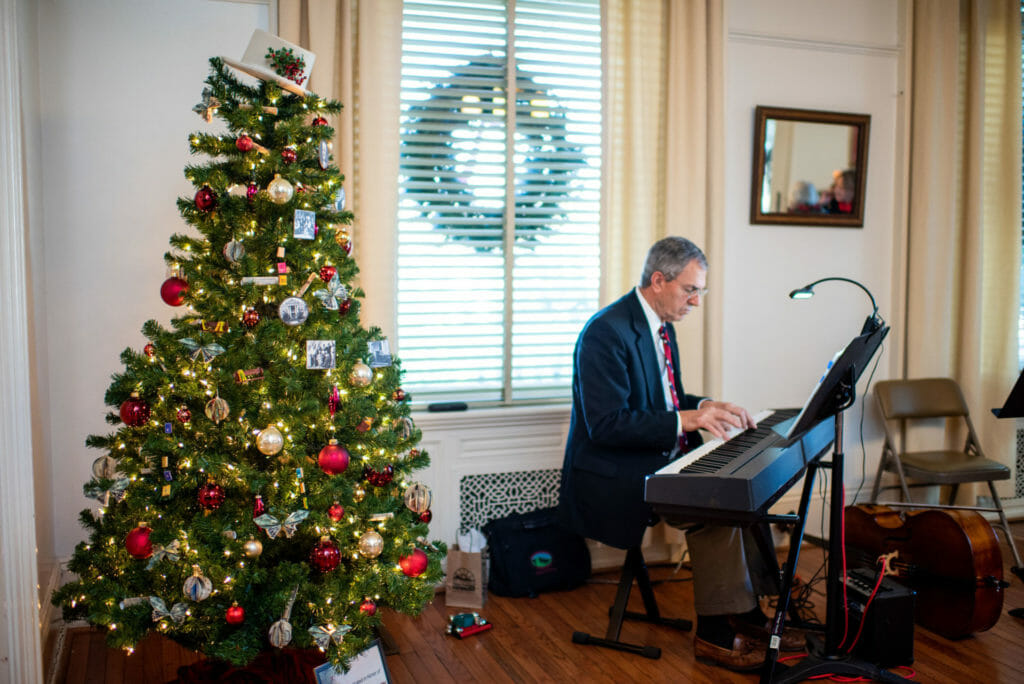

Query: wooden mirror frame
[749,106,870,227]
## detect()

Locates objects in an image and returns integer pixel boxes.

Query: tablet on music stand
[993,368,1024,418]
[781,324,889,442]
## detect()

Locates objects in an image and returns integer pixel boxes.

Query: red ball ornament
[197,481,226,511]
[281,147,297,164]
[160,276,188,307]
[125,523,153,559]
[194,185,217,211]
[246,182,259,201]
[364,464,394,487]
[143,343,156,358]
[119,393,151,427]
[338,299,352,316]
[392,388,407,402]
[419,509,433,524]
[359,600,377,616]
[312,116,328,126]
[225,603,245,625]
[242,308,260,328]
[399,548,428,577]
[319,265,337,283]
[235,134,254,151]
[310,537,341,572]
[318,440,350,475]
[328,501,345,522]
[176,406,191,424]
[340,239,353,255]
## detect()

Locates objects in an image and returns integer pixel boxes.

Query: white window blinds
[398,0,601,405]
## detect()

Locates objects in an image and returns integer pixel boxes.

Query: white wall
[722,0,906,519]
[33,0,270,559]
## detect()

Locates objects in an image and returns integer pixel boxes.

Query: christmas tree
[54,36,444,670]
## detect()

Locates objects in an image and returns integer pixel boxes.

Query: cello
[843,504,1005,640]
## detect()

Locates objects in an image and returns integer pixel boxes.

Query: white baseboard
[41,558,75,684]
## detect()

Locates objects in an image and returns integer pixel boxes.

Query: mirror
[750,106,870,227]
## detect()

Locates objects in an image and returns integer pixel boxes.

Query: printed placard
[312,640,392,684]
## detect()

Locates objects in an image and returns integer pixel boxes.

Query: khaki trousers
[684,524,776,616]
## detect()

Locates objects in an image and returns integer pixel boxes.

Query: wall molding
[728,29,900,58]
[0,0,44,681]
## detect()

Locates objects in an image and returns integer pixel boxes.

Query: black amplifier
[844,566,915,667]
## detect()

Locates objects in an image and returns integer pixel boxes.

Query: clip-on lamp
[789,276,885,335]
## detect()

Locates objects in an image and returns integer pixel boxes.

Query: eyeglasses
[681,285,709,299]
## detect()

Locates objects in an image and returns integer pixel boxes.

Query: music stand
[993,368,1024,617]
[993,367,1024,418]
[760,323,911,684]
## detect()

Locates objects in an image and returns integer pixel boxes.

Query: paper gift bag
[445,545,486,610]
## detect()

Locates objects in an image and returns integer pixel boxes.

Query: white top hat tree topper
[222,29,316,96]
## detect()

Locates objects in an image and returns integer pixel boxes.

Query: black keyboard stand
[760,368,911,684]
[571,546,691,659]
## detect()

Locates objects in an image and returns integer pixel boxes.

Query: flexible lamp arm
[788,276,883,334]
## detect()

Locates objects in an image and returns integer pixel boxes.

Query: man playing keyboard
[558,236,802,671]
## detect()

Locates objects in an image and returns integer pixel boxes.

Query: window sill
[411,403,571,431]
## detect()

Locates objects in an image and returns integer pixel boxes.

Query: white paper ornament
[205,396,230,423]
[223,240,245,264]
[403,482,432,514]
[268,586,298,648]
[318,140,330,170]
[183,566,213,602]
[92,455,119,479]
[278,296,309,326]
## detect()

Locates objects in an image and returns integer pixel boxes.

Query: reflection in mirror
[750,106,870,227]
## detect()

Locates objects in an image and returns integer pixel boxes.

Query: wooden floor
[60,526,1024,684]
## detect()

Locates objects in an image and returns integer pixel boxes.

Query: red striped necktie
[658,324,688,452]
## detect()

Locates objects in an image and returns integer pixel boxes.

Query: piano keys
[644,409,834,523]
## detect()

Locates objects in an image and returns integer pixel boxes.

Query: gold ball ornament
[243,538,263,558]
[358,530,384,558]
[403,482,433,514]
[267,174,294,204]
[256,425,284,456]
[353,486,366,503]
[205,396,230,423]
[349,361,373,388]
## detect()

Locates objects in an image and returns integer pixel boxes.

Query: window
[397,0,602,405]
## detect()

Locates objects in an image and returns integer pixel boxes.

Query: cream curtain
[906,0,1021,468]
[279,0,404,341]
[603,0,724,397]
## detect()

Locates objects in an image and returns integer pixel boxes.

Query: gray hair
[639,237,707,287]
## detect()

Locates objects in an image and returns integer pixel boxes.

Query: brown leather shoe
[729,616,808,652]
[694,633,766,672]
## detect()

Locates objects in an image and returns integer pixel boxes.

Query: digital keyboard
[643,408,834,523]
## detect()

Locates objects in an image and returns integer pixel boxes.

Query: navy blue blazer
[558,290,704,549]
